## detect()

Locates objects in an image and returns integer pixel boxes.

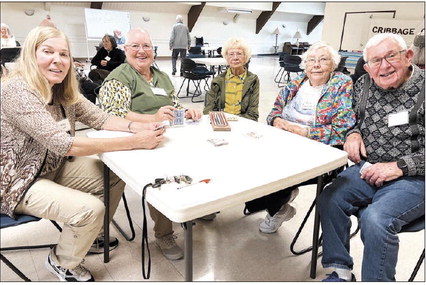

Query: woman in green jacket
[203,38,260,121]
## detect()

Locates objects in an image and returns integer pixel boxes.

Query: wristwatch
[397,159,408,176]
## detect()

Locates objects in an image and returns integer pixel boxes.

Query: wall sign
[369,19,423,44]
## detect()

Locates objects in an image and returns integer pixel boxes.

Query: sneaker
[88,236,119,254]
[155,234,184,260]
[199,213,217,221]
[259,204,296,234]
[322,271,356,282]
[289,187,299,203]
[46,251,94,281]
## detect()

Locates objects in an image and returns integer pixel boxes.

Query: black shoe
[88,236,119,254]
[172,71,176,75]
[180,72,183,76]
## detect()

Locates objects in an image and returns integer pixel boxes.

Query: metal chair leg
[0,253,30,281]
[177,78,187,98]
[409,249,425,281]
[1,220,59,281]
[112,192,136,241]
[274,67,284,84]
[191,80,204,103]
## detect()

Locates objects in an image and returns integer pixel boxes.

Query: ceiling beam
[256,2,281,34]
[188,2,206,32]
[90,2,103,9]
[307,15,324,35]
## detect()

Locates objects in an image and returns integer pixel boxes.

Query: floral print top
[266,72,356,146]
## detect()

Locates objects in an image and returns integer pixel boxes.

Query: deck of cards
[360,162,372,175]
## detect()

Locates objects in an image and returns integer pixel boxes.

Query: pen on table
[177,179,211,190]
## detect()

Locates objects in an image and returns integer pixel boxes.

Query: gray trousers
[172,48,187,73]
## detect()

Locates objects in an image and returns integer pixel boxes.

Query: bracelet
[127,121,134,133]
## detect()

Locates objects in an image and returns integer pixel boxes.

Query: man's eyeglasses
[367,50,406,68]
[305,57,331,66]
[126,44,153,51]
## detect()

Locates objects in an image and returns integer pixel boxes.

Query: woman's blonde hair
[4,26,80,105]
[222,37,252,64]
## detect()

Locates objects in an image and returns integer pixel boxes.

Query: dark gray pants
[172,48,187,74]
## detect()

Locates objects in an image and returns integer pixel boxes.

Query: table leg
[310,175,324,279]
[184,221,193,281]
[103,164,110,263]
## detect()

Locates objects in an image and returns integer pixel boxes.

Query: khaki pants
[148,204,173,238]
[15,156,124,269]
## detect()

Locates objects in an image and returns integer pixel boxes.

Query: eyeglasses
[367,50,406,68]
[227,52,244,58]
[305,57,331,66]
[126,44,153,51]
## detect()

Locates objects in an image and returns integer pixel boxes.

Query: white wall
[0,2,323,58]
[323,2,425,51]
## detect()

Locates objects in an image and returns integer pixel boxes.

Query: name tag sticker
[301,101,315,110]
[152,87,167,96]
[58,119,71,132]
[388,111,409,127]
[104,56,111,61]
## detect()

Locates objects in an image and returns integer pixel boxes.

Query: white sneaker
[289,187,299,203]
[46,250,94,281]
[155,234,184,260]
[259,204,296,234]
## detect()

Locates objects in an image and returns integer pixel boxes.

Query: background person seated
[1,23,17,48]
[90,34,125,84]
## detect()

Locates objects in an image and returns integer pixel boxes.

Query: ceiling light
[24,9,35,16]
[227,8,252,14]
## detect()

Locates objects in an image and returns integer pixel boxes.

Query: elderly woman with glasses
[249,41,356,234]
[203,37,260,121]
[98,28,201,261]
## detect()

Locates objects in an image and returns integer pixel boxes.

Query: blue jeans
[318,162,424,281]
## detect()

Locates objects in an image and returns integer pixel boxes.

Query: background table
[191,57,227,75]
[87,115,347,280]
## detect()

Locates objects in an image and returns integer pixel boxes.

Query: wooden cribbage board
[209,111,231,131]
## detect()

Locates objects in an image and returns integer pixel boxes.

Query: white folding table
[87,115,347,281]
[191,57,227,75]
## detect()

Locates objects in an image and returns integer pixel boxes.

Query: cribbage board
[209,111,231,131]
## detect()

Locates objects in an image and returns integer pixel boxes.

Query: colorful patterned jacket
[266,72,356,145]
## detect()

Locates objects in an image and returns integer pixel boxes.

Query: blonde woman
[203,37,260,121]
[1,26,164,281]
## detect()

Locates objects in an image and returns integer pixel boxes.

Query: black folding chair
[177,58,214,103]
[1,214,62,281]
[0,47,21,75]
[274,54,303,87]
